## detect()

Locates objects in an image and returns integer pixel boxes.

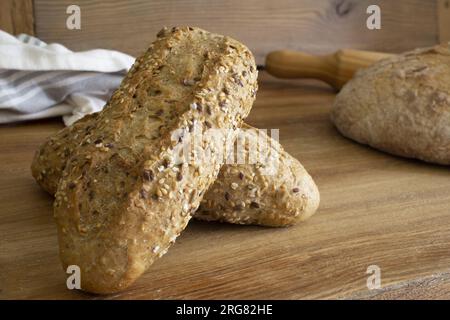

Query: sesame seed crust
[50,26,258,294]
[195,124,320,227]
[31,101,320,230]
[31,120,320,228]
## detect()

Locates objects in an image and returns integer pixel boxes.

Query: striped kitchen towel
[0,30,135,126]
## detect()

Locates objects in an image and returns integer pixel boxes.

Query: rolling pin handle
[264,49,393,90]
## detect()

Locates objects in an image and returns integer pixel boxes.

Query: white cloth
[0,30,135,125]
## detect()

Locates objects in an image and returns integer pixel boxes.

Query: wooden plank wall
[438,0,450,43]
[31,0,440,64]
[0,0,34,35]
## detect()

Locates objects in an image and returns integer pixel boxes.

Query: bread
[32,118,319,227]
[196,124,320,226]
[53,27,258,293]
[331,45,450,165]
[32,112,97,195]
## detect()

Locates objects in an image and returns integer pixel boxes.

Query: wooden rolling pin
[265,49,394,90]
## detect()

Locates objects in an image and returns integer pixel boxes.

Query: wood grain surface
[347,271,450,299]
[438,0,450,43]
[1,74,450,299]
[0,0,35,35]
[33,0,439,64]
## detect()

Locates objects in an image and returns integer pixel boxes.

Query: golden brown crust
[331,45,450,165]
[32,119,319,227]
[53,27,258,293]
[196,124,320,227]
[31,113,98,194]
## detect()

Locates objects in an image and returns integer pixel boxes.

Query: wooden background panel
[438,0,450,43]
[34,0,439,64]
[0,0,34,35]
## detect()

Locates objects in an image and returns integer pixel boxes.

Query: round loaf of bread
[331,45,450,165]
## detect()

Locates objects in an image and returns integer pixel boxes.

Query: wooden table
[1,73,450,300]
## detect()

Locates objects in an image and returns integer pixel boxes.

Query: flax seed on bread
[196,124,319,226]
[32,119,320,227]
[53,27,258,293]
[331,45,450,165]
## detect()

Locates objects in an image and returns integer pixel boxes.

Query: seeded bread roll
[196,124,320,226]
[32,118,319,227]
[331,45,450,165]
[53,27,258,294]
[32,112,97,195]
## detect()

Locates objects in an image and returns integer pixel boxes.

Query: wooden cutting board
[1,73,450,299]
